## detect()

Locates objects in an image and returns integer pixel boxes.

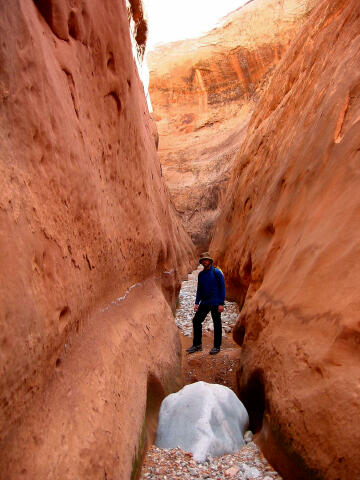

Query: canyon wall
[0,1,195,479]
[211,0,360,478]
[148,0,317,251]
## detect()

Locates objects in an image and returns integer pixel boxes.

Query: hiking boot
[186,345,202,354]
[209,347,220,355]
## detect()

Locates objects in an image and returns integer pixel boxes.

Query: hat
[199,252,213,264]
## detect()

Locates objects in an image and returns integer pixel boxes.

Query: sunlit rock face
[0,1,195,479]
[148,0,317,251]
[211,0,360,478]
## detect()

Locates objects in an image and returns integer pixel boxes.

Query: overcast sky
[143,0,249,50]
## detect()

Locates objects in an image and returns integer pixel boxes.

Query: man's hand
[194,305,199,312]
[218,305,224,313]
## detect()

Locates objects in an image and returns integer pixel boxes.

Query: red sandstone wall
[148,0,318,135]
[148,0,317,251]
[211,0,360,478]
[0,1,195,478]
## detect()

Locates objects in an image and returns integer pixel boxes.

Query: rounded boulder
[155,381,249,462]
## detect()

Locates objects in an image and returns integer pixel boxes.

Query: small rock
[244,431,253,444]
[225,466,240,476]
[241,464,261,478]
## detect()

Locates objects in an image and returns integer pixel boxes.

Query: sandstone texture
[0,1,195,479]
[148,0,317,251]
[211,0,360,478]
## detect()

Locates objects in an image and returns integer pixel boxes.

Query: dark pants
[192,304,222,349]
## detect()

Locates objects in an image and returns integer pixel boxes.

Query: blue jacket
[195,266,225,306]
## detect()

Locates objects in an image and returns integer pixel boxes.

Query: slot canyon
[0,0,359,479]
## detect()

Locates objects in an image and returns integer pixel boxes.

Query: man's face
[201,259,212,269]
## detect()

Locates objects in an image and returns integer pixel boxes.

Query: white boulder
[155,381,249,462]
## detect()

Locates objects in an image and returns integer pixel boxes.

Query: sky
[143,0,249,50]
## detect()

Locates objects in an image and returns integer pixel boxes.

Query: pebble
[225,466,240,476]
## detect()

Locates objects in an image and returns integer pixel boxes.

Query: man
[186,252,225,355]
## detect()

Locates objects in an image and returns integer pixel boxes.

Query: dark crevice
[59,306,69,318]
[33,0,52,28]
[33,0,69,40]
[265,223,275,235]
[234,323,246,346]
[243,197,252,214]
[145,374,165,443]
[68,11,79,39]
[62,68,79,118]
[59,306,70,321]
[243,253,252,279]
[107,51,115,72]
[225,253,252,310]
[239,369,266,433]
[105,91,122,115]
[84,253,93,270]
[132,374,166,480]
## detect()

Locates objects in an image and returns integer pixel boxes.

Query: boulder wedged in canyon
[0,1,195,479]
[211,0,360,478]
[148,0,317,251]
[156,381,249,462]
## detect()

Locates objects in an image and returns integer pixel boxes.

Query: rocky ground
[140,443,282,480]
[139,268,282,480]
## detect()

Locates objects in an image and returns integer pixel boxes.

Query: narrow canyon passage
[1,0,360,478]
[147,0,360,478]
[139,268,283,479]
[147,0,318,252]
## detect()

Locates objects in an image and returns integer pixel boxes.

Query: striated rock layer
[0,1,195,479]
[148,0,317,251]
[211,0,360,478]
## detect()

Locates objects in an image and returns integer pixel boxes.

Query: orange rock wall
[148,0,317,251]
[0,1,195,478]
[211,0,360,478]
[148,0,318,127]
[150,42,286,126]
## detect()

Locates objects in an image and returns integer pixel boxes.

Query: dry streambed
[140,444,282,480]
[139,268,282,480]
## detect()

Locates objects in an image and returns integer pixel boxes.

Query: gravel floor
[139,267,282,480]
[139,443,282,480]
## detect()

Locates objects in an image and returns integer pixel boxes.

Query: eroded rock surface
[211,0,360,478]
[148,0,317,250]
[0,1,195,479]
